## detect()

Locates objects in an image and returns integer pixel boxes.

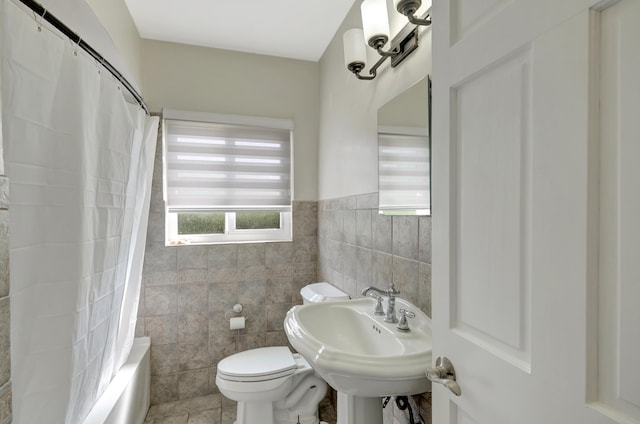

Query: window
[162,109,293,244]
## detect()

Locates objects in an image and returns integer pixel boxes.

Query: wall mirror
[377,76,431,215]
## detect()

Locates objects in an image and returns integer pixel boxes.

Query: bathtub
[81,337,151,424]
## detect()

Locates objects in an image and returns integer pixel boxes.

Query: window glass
[235,211,281,230]
[177,213,225,235]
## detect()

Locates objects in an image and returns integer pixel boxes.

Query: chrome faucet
[361,283,401,323]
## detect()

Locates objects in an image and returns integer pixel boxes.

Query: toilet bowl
[215,282,349,424]
[216,346,327,424]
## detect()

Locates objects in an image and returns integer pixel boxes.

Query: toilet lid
[217,346,297,382]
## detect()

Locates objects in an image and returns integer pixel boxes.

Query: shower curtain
[2,1,159,422]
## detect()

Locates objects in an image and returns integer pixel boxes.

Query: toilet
[216,282,349,424]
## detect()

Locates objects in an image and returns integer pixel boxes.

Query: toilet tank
[300,282,350,304]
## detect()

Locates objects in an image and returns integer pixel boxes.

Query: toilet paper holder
[224,303,251,322]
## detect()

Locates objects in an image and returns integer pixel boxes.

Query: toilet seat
[217,346,299,383]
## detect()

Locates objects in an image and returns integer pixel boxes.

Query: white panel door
[597,0,640,421]
[431,0,640,423]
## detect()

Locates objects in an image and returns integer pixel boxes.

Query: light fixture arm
[347,55,388,81]
[347,62,375,80]
[368,35,398,58]
[395,0,432,26]
[376,46,399,57]
[406,13,431,26]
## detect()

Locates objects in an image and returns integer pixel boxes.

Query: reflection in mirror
[378,76,430,215]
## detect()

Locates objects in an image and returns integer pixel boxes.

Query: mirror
[377,76,431,215]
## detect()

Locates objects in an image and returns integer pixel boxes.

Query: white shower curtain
[2,1,159,422]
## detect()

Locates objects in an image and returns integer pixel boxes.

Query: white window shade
[378,130,430,212]
[163,112,292,213]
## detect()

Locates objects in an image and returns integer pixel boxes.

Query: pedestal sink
[284,297,432,424]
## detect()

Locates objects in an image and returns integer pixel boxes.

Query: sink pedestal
[336,392,383,424]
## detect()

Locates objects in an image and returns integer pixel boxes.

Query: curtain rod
[17,0,150,115]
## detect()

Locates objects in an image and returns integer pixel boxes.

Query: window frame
[166,211,292,245]
[162,109,294,245]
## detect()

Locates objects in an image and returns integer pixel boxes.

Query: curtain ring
[98,57,106,75]
[73,37,81,56]
[35,8,47,32]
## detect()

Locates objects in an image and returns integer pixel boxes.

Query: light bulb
[343,28,367,68]
[361,0,390,46]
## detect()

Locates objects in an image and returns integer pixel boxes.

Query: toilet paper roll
[229,316,245,330]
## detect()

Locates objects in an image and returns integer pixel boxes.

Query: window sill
[166,237,293,246]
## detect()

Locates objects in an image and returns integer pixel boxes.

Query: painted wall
[318,1,431,200]
[85,0,143,88]
[140,39,320,201]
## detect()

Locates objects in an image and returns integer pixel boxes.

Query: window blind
[378,131,430,211]
[163,113,292,213]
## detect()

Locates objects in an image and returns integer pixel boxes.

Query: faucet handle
[366,292,385,315]
[397,309,416,332]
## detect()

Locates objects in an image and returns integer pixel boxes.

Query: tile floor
[143,392,337,424]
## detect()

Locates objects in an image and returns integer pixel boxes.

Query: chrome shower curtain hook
[73,38,81,56]
[98,57,106,74]
[36,8,47,32]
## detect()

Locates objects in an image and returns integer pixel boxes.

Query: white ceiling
[124,0,357,62]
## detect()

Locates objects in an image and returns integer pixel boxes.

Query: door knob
[426,357,462,396]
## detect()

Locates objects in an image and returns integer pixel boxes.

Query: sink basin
[284,297,432,397]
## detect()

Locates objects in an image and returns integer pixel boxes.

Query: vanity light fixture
[344,0,431,80]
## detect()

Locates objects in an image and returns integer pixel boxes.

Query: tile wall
[0,176,11,424]
[139,126,319,405]
[317,194,432,424]
[317,194,432,316]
